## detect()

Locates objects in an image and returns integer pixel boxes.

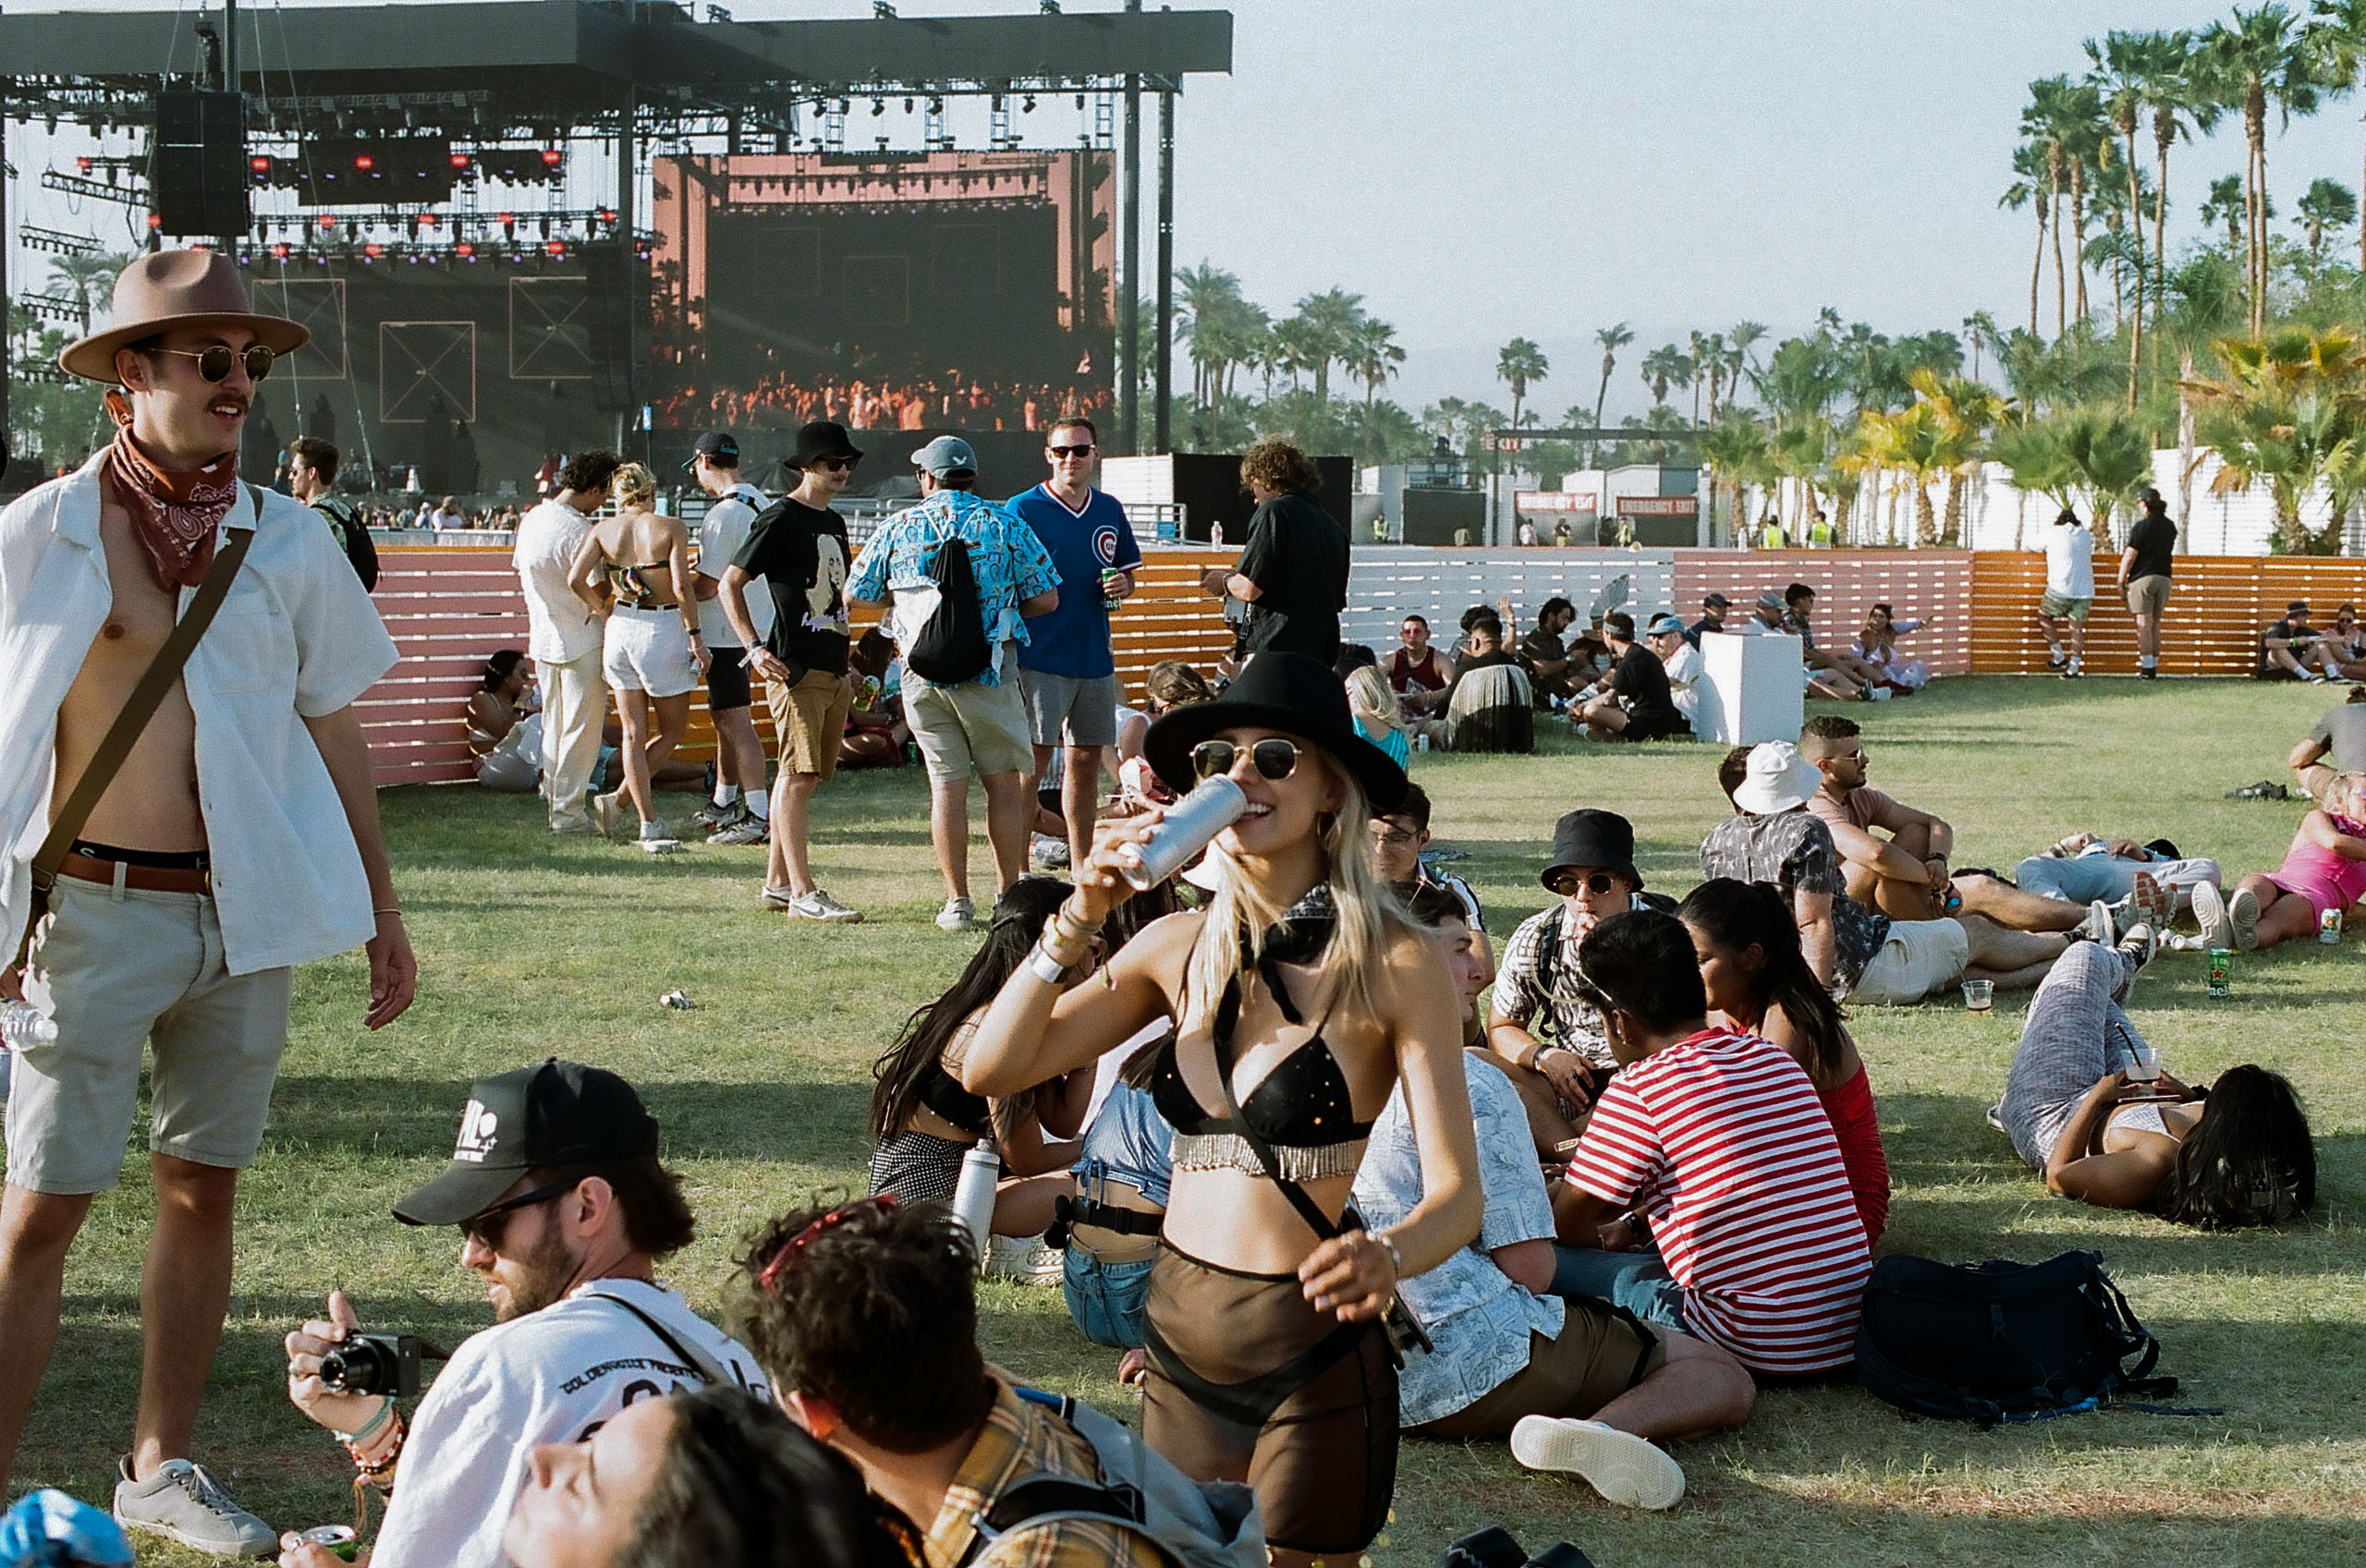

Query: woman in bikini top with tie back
[566,463,707,850]
[963,651,1482,1568]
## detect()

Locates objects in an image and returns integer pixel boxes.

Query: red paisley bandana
[101,387,240,592]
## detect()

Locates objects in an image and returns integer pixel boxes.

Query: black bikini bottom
[1140,1243,1396,1556]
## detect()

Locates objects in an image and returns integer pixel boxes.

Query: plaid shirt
[848,491,1057,686]
[921,1379,1165,1568]
[1492,905,1614,1069]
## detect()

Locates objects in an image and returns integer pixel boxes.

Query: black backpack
[1856,1251,2204,1427]
[906,525,993,685]
[314,497,380,591]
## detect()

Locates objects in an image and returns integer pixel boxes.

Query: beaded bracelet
[346,1404,407,1486]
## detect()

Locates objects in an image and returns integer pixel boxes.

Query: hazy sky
[12,0,2366,419]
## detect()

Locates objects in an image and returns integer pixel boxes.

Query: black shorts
[706,645,751,711]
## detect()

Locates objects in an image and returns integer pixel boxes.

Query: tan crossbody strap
[18,488,262,955]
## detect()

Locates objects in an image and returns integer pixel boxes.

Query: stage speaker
[155,91,250,238]
[579,243,640,413]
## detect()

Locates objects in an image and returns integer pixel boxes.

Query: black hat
[787,419,864,470]
[1701,591,1730,609]
[678,431,740,472]
[1541,808,1641,890]
[393,1058,661,1227]
[1142,650,1409,815]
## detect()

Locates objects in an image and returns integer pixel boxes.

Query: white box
[1696,631,1804,745]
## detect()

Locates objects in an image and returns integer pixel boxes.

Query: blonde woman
[569,462,708,851]
[962,651,1481,1567]
[1346,662,1411,767]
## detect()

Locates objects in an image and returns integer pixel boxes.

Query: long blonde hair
[610,462,657,510]
[1182,748,1405,1037]
[1344,665,1405,738]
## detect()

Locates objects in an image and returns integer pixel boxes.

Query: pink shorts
[2267,868,2366,918]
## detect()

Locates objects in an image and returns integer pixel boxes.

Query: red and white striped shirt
[1564,1027,1871,1374]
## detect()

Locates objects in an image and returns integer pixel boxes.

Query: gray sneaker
[707,815,770,846]
[2075,899,2117,943]
[788,889,864,923]
[114,1455,275,1558]
[936,896,977,931]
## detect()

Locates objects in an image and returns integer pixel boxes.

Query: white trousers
[541,647,608,830]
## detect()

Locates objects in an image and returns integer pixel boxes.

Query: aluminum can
[300,1525,361,1562]
[2321,907,2344,945]
[2206,949,2233,999]
[1115,775,1247,891]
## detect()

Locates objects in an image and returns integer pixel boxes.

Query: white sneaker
[2076,899,2117,944]
[113,1455,276,1558]
[937,896,977,931]
[788,889,864,923]
[2190,881,2231,951]
[760,883,796,909]
[590,791,625,839]
[2228,885,2262,951]
[986,1233,1067,1285]
[1510,1415,1687,1510]
[637,820,683,855]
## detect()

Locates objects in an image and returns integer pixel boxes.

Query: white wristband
[1024,941,1070,986]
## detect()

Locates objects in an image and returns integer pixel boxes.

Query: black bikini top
[916,1064,991,1141]
[1148,889,1372,1152]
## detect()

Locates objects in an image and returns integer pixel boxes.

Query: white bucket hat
[1732,741,1822,816]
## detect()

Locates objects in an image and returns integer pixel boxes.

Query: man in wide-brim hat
[0,249,415,1552]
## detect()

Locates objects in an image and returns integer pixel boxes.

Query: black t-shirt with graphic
[733,497,851,676]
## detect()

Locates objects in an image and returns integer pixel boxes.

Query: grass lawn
[6,675,2363,1566]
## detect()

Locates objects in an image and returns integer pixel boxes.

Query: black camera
[319,1332,423,1399]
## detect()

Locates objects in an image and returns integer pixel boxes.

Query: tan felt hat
[58,249,309,384]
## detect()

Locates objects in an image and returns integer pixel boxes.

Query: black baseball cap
[394,1058,661,1226]
[1701,592,1730,609]
[680,431,740,472]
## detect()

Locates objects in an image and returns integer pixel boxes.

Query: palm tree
[1348,318,1405,413]
[44,252,133,333]
[1963,310,2004,383]
[2025,77,2104,333]
[1495,336,1549,444]
[2188,325,2366,552]
[2308,0,2366,267]
[1174,261,1254,409]
[1696,413,1772,545]
[2297,176,2360,259]
[1590,322,1634,444]
[2201,5,2330,334]
[2140,31,2220,362]
[1291,286,1366,402]
[2201,174,2250,248]
[2088,30,2182,407]
[2002,143,2051,338]
[1638,344,1689,410]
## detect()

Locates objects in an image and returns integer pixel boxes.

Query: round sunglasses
[148,343,276,384]
[1189,736,1300,783]
[1547,869,1626,898]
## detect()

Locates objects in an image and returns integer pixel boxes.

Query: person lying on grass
[2191,772,2366,954]
[1991,937,2316,1224]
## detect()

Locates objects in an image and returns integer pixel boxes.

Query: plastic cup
[1961,978,1994,1013]
[2128,1043,2161,1082]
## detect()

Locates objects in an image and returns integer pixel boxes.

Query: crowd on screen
[653,368,1115,436]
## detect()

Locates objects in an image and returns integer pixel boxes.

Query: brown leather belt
[56,851,213,894]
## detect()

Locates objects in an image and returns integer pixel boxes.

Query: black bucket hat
[394,1058,661,1227]
[787,419,863,470]
[1142,651,1409,815]
[1541,808,1642,890]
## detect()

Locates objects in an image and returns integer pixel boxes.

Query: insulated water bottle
[950,1139,1001,1272]
[1115,775,1247,891]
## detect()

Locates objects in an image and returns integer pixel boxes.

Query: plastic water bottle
[1,1002,57,1052]
[950,1140,1001,1273]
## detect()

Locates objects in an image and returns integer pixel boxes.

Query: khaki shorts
[906,642,1036,782]
[765,669,853,781]
[1411,1317,1669,1440]
[1849,917,1972,1007]
[7,876,294,1194]
[2124,575,2172,618]
[2038,590,2092,623]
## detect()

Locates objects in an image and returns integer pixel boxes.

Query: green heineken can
[2206,948,2233,999]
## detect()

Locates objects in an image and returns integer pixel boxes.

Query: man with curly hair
[1200,438,1347,664]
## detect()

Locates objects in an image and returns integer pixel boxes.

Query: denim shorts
[1548,1243,1688,1331]
[1063,1247,1155,1349]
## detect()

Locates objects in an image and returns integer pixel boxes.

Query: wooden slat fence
[1964,552,2366,676]
[1341,547,1677,652]
[1672,551,1977,677]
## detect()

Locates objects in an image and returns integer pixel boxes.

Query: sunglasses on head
[1547,869,1625,898]
[1190,736,1300,783]
[457,1177,581,1248]
[149,343,275,384]
[1049,444,1095,458]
